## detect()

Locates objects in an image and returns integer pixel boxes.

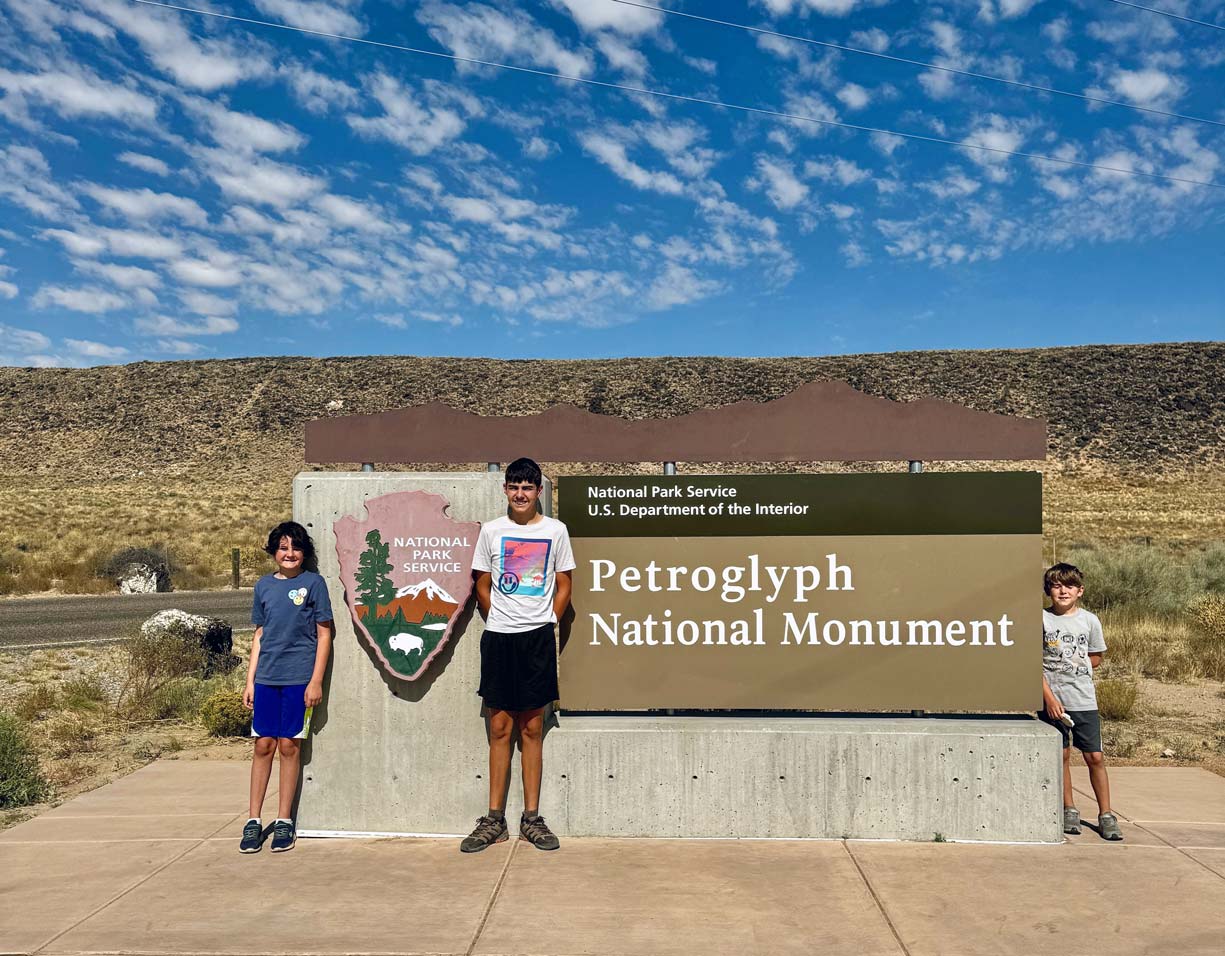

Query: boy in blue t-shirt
[239,521,333,853]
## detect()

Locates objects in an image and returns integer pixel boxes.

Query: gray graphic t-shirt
[1042,607,1107,710]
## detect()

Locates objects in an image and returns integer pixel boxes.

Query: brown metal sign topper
[305,380,1046,464]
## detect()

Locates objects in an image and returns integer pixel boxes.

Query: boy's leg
[1062,745,1075,808]
[487,709,515,811]
[249,736,277,818]
[1083,751,1112,814]
[276,738,301,820]
[515,706,546,813]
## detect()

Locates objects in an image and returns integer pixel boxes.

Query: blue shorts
[251,682,311,739]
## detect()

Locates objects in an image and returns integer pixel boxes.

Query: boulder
[140,609,239,675]
[118,562,171,594]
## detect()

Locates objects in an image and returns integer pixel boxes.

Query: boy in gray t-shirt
[1040,563,1122,841]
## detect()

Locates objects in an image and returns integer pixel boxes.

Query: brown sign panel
[305,380,1047,464]
[559,475,1042,712]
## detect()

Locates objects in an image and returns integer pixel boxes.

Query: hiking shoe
[520,814,560,851]
[1063,807,1081,835]
[1098,812,1124,841]
[460,815,508,853]
[270,819,296,852]
[239,819,263,853]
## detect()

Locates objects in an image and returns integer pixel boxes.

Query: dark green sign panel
[560,473,1041,538]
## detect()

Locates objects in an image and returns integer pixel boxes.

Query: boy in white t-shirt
[461,458,575,853]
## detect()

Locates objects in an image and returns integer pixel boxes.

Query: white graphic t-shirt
[472,515,576,633]
[1042,607,1107,711]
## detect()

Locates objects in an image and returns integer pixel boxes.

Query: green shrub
[13,683,58,722]
[117,629,207,719]
[1097,679,1140,721]
[60,675,108,711]
[134,679,207,722]
[1188,543,1225,596]
[1187,595,1225,681]
[1068,545,1191,618]
[0,712,50,808]
[45,712,101,758]
[199,689,250,737]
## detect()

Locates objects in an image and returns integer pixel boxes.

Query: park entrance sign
[560,473,1042,712]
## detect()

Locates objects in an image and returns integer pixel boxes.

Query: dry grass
[1096,679,1140,721]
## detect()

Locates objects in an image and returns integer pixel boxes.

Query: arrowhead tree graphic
[334,491,479,681]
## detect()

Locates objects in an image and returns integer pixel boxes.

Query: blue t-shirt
[251,571,333,685]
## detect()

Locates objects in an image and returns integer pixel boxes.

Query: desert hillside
[1,342,1222,479]
[0,342,1222,594]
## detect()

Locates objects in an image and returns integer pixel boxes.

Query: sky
[0,0,1222,366]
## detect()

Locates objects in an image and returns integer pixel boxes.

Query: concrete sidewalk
[2,761,1224,956]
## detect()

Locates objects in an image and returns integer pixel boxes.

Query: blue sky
[0,0,1222,365]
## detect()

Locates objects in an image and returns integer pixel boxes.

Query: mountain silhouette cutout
[357,577,459,623]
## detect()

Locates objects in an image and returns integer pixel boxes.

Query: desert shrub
[44,712,101,758]
[199,688,250,737]
[1068,545,1191,618]
[1096,612,1199,682]
[1187,595,1225,681]
[117,629,207,719]
[0,712,50,808]
[60,675,108,711]
[1101,725,1140,758]
[1188,543,1225,596]
[1096,679,1139,721]
[13,683,58,721]
[137,679,207,722]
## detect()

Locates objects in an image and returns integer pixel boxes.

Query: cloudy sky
[0,0,1222,365]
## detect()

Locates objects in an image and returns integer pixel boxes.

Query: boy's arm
[243,627,263,709]
[305,621,332,707]
[1089,652,1104,669]
[554,569,572,621]
[1041,675,1064,720]
[474,571,491,620]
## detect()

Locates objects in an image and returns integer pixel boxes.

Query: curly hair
[264,521,318,572]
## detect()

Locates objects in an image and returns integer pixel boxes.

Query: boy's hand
[243,682,255,710]
[1045,697,1065,721]
[305,680,323,707]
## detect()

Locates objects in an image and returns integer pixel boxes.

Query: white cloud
[597,33,649,78]
[313,193,394,233]
[252,0,363,35]
[757,0,883,16]
[179,289,237,316]
[1108,68,1183,106]
[155,339,205,355]
[347,74,475,156]
[33,284,127,313]
[523,136,558,160]
[579,132,685,194]
[65,338,128,359]
[197,149,325,207]
[747,156,809,210]
[961,115,1027,168]
[828,203,856,219]
[550,0,662,34]
[281,65,360,114]
[135,315,239,336]
[0,280,16,299]
[169,257,243,288]
[0,68,158,122]
[836,83,870,110]
[805,157,871,186]
[118,152,171,176]
[1,145,79,220]
[0,323,52,353]
[82,184,208,226]
[644,263,721,310]
[74,260,162,289]
[417,2,593,76]
[373,314,408,328]
[849,28,889,52]
[190,99,307,153]
[417,311,463,327]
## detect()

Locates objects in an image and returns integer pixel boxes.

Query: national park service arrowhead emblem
[334,491,479,681]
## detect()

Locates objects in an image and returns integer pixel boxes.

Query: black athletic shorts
[1037,709,1103,754]
[478,622,559,713]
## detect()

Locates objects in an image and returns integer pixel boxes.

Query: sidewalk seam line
[30,812,244,955]
[465,837,519,956]
[841,840,911,956]
[1129,821,1225,883]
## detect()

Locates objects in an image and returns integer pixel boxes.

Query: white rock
[1160,748,1176,759]
[119,563,168,594]
[326,399,345,412]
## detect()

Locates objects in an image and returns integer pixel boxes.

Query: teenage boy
[461,458,575,853]
[240,521,333,853]
[1039,562,1123,841]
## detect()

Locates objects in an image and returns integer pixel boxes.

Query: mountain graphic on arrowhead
[394,578,457,604]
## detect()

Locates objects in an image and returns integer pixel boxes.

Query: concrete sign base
[294,472,1063,844]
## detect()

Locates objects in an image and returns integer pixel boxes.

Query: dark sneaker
[520,814,560,851]
[270,819,296,852]
[460,815,508,853]
[1063,807,1081,835]
[239,819,263,853]
[1098,812,1124,841]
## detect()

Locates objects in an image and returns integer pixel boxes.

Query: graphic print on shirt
[1044,627,1090,677]
[288,587,307,606]
[499,537,551,597]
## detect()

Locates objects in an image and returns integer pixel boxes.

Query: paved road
[0,589,255,650]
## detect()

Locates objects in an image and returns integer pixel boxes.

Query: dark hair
[265,521,318,572]
[1044,562,1084,593]
[505,457,543,487]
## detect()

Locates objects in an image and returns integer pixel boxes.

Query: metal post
[231,548,240,589]
[487,462,501,473]
[910,459,924,717]
[361,462,375,472]
[663,462,677,475]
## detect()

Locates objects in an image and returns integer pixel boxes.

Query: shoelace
[244,822,262,838]
[472,816,503,839]
[522,816,552,839]
[273,822,292,837]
